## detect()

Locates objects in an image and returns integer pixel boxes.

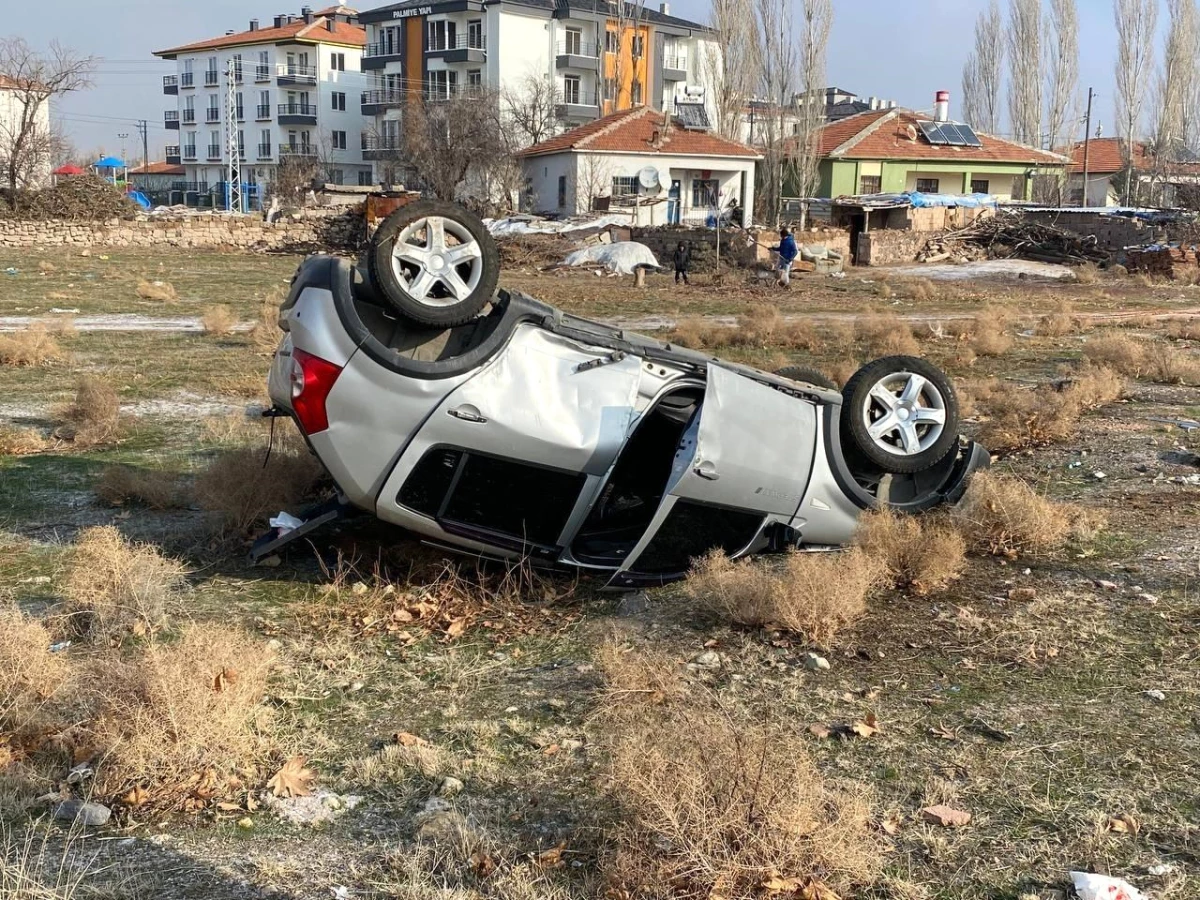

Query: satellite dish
[638,166,660,190]
[905,124,918,141]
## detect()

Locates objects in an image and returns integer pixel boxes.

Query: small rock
[415,810,464,843]
[438,776,465,798]
[547,698,567,710]
[350,581,369,595]
[804,653,831,672]
[1095,580,1120,592]
[1008,587,1038,602]
[693,650,721,668]
[1091,471,1108,481]
[1149,863,1177,877]
[258,554,282,568]
[617,592,650,616]
[266,639,282,651]
[1142,689,1166,702]
[66,763,93,785]
[237,817,254,830]
[561,738,583,752]
[1137,593,1159,605]
[423,796,452,814]
[53,800,111,827]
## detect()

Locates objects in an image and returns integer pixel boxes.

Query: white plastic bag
[1070,872,1147,900]
[562,242,659,275]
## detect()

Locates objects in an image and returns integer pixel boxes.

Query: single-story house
[1066,138,1200,207]
[518,105,761,227]
[799,106,1069,201]
[128,161,186,194]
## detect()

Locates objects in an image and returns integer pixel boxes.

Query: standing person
[672,240,691,285]
[769,226,798,287]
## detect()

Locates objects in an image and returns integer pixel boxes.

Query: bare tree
[753,0,798,224]
[788,0,832,230]
[707,0,759,141]
[1114,0,1158,204]
[1044,0,1079,151]
[403,88,506,203]
[961,0,1004,133]
[611,0,647,113]
[573,154,614,213]
[1007,0,1043,146]
[1153,0,1198,161]
[502,73,561,148]
[0,38,95,206]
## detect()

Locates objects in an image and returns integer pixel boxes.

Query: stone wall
[0,209,364,251]
[856,229,937,266]
[1021,211,1163,252]
[630,224,852,270]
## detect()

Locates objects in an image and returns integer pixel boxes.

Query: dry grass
[977,366,1123,452]
[827,358,860,389]
[60,526,188,644]
[0,607,69,741]
[952,472,1072,558]
[854,509,966,596]
[135,279,177,302]
[603,699,880,899]
[95,465,185,510]
[1083,333,1145,376]
[685,549,880,644]
[250,291,284,355]
[968,306,1014,357]
[1142,343,1200,384]
[53,375,123,446]
[87,623,275,809]
[1073,263,1100,285]
[200,304,236,336]
[1038,299,1081,337]
[891,277,939,303]
[0,427,49,456]
[1164,318,1200,341]
[855,311,921,358]
[594,641,687,710]
[0,325,63,367]
[1082,333,1200,384]
[193,445,325,533]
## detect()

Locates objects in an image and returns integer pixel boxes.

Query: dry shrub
[685,549,879,644]
[0,325,63,367]
[135,279,177,302]
[1165,318,1200,341]
[955,376,1002,419]
[200,304,236,336]
[0,607,69,740]
[54,375,123,446]
[1083,333,1145,376]
[95,465,185,510]
[1074,263,1099,285]
[978,367,1123,452]
[952,472,1071,558]
[827,358,860,388]
[855,509,965,596]
[1143,343,1200,385]
[873,281,894,299]
[37,260,55,275]
[1039,299,1081,337]
[88,623,274,808]
[0,426,48,455]
[670,316,723,350]
[594,641,687,710]
[193,445,324,533]
[856,311,920,357]
[250,291,284,354]
[969,306,1014,357]
[61,526,187,644]
[893,277,937,302]
[46,315,77,338]
[604,703,880,899]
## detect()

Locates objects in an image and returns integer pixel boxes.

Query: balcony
[182,109,197,124]
[171,181,209,193]
[163,75,178,95]
[164,110,180,130]
[165,145,181,165]
[361,133,402,161]
[182,145,198,160]
[206,144,222,160]
[361,88,406,115]
[426,34,486,64]
[180,72,194,88]
[362,40,403,70]
[280,145,317,159]
[277,63,317,86]
[277,102,317,125]
[256,104,272,120]
[663,54,688,82]
[206,108,220,123]
[255,64,271,81]
[556,89,601,121]
[257,143,273,159]
[555,40,601,70]
[205,70,219,87]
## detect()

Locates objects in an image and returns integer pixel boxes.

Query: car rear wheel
[774,365,837,390]
[368,201,499,328]
[840,356,959,474]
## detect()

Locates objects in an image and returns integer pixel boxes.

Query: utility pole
[137,119,149,169]
[225,57,242,214]
[1081,87,1094,208]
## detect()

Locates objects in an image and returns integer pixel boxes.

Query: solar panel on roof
[918,121,948,145]
[673,102,711,131]
[919,120,984,147]
[957,125,983,147]
[941,123,970,145]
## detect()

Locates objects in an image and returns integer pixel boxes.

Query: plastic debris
[1142,689,1166,702]
[1070,872,1147,900]
[4,268,18,276]
[49,641,72,653]
[269,511,305,534]
[562,242,660,276]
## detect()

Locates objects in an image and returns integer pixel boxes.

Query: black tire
[774,365,837,390]
[840,356,959,474]
[368,200,499,328]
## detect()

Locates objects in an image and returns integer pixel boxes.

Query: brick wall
[857,230,936,266]
[0,209,364,251]
[1021,211,1163,251]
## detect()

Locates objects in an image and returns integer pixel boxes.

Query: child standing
[672,241,691,285]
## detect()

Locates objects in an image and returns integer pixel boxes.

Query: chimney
[326,16,336,30]
[934,89,950,123]
[659,1,669,13]
[868,96,878,110]
[250,18,259,30]
[274,14,285,26]
[302,5,314,23]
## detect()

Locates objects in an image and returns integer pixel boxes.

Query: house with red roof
[518,105,760,226]
[1066,138,1200,207]
[801,100,1069,202]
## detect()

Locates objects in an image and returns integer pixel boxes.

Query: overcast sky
[23,0,1131,163]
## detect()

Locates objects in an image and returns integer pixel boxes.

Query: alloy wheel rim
[390,216,484,308]
[860,371,947,456]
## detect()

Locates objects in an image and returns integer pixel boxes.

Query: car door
[618,364,819,576]
[376,326,644,554]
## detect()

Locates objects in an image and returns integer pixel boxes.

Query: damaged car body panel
[262,203,987,581]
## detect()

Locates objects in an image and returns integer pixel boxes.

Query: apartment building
[154,5,371,205]
[356,0,718,176]
[741,88,900,148]
[0,74,53,189]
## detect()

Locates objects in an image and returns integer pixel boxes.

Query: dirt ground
[1,246,1199,900]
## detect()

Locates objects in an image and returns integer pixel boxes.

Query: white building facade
[356,0,720,180]
[0,75,54,190]
[155,6,372,206]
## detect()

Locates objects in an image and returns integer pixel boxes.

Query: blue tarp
[906,191,998,209]
[94,156,125,168]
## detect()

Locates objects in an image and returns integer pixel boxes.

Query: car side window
[631,500,763,575]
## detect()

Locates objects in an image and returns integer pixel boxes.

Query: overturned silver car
[260,201,987,586]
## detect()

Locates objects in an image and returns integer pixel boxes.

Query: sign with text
[393,6,431,17]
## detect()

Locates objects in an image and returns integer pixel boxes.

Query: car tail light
[290,348,342,434]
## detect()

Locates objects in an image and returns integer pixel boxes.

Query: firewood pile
[1125,245,1200,279]
[918,214,1109,265]
[496,233,578,269]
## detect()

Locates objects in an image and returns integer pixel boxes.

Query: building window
[332,130,347,150]
[206,57,218,85]
[970,179,990,194]
[427,20,453,51]
[564,27,582,55]
[357,170,373,186]
[558,174,567,208]
[426,70,455,100]
[631,34,644,57]
[630,79,642,106]
[915,178,940,193]
[859,175,881,194]
[257,50,270,80]
[467,19,483,48]
[329,169,345,185]
[330,52,346,71]
[207,94,220,122]
[612,175,639,197]
[232,54,243,82]
[604,29,618,54]
[237,129,245,155]
[467,70,482,92]
[235,92,244,120]
[691,178,718,207]
[332,91,346,111]
[563,75,581,105]
[602,77,616,101]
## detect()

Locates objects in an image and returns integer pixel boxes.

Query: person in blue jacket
[769,226,798,287]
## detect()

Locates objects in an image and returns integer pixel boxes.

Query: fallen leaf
[798,880,843,900]
[921,805,971,827]
[216,801,242,812]
[213,668,238,693]
[542,743,561,756]
[808,723,832,739]
[1008,587,1038,602]
[761,874,806,893]
[267,756,316,798]
[850,713,880,738]
[394,732,428,747]
[929,723,957,741]
[1107,813,1140,835]
[122,785,149,807]
[535,841,567,869]
[703,639,719,648]
[445,617,467,638]
[879,812,903,835]
[471,851,496,878]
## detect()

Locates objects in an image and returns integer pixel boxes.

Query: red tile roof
[807,108,1068,166]
[313,4,359,14]
[519,106,761,159]
[154,16,365,57]
[130,162,186,176]
[1066,137,1152,174]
